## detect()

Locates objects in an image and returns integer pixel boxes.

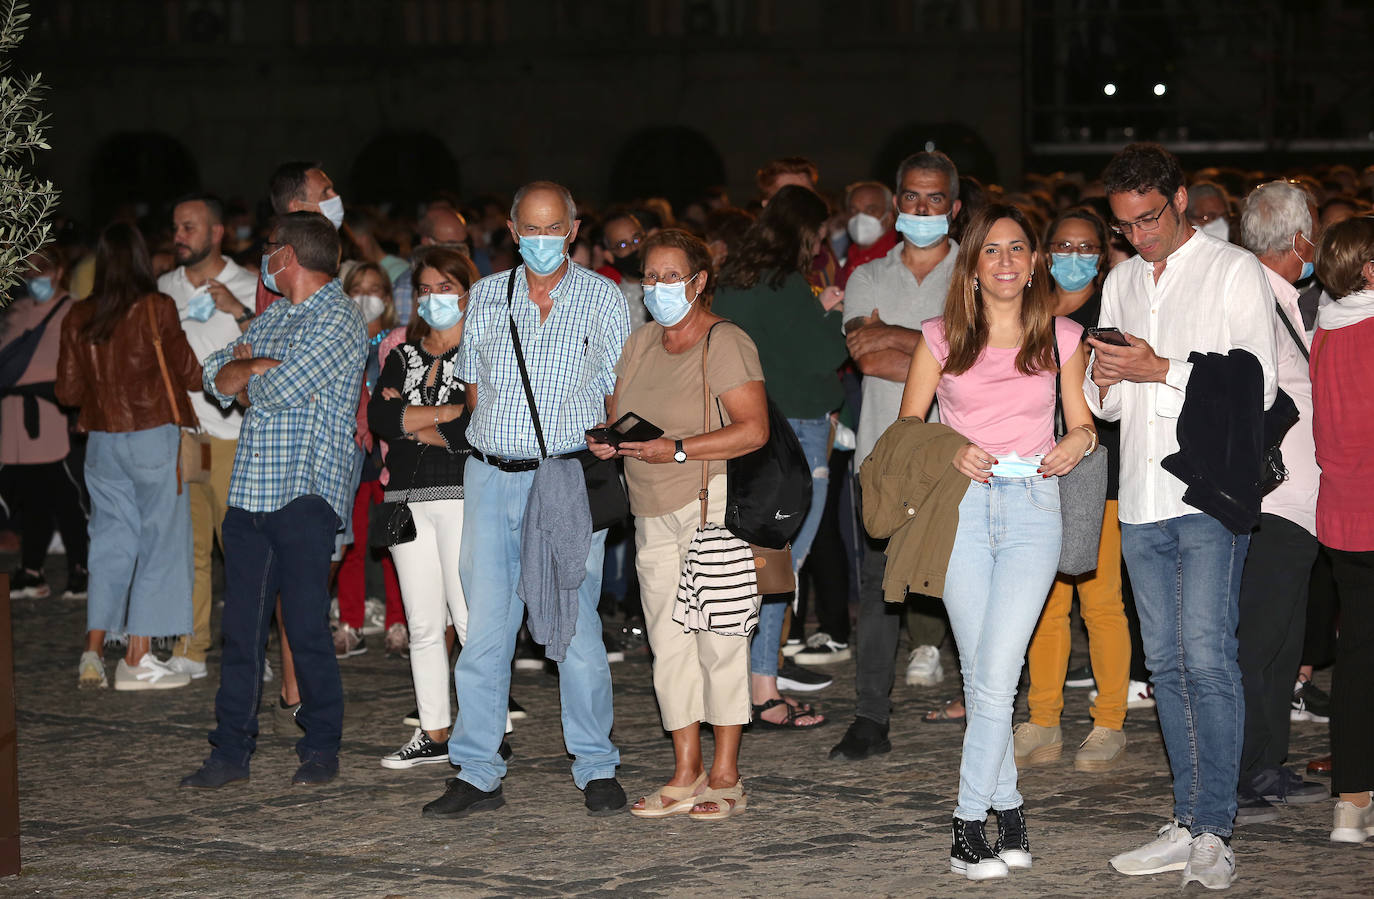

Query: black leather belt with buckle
[469,449,541,473]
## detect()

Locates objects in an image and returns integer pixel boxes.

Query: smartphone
[586,412,665,447]
[1086,326,1131,347]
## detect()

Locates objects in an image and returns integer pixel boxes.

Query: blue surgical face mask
[185,288,216,322]
[260,246,286,294]
[25,276,54,303]
[517,233,568,276]
[1294,235,1315,281]
[895,212,949,248]
[418,292,464,330]
[1050,253,1100,292]
[643,277,700,327]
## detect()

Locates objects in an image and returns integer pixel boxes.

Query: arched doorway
[607,127,727,210]
[350,131,460,216]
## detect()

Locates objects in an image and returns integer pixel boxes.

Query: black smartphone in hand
[586,412,664,447]
[1086,327,1131,347]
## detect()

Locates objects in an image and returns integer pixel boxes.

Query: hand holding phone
[1086,326,1132,347]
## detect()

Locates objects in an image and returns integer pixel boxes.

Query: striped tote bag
[672,523,761,637]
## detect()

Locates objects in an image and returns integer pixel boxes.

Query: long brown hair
[717,185,828,290]
[941,203,1057,377]
[405,246,480,342]
[82,223,158,344]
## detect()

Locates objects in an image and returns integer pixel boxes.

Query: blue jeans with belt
[1122,512,1249,838]
[452,456,619,792]
[749,415,831,676]
[944,476,1061,820]
[209,494,342,767]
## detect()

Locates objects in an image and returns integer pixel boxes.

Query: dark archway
[350,131,460,215]
[607,127,727,210]
[871,123,999,189]
[89,131,199,224]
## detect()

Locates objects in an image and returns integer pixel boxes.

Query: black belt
[470,449,541,472]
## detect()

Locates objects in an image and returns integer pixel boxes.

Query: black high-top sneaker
[950,816,1010,881]
[993,805,1032,869]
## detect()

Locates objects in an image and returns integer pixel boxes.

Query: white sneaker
[165,655,208,679]
[1088,680,1156,710]
[362,597,386,636]
[114,653,192,691]
[262,657,274,683]
[905,644,943,686]
[1180,832,1235,890]
[1109,821,1195,875]
[1331,793,1374,843]
[78,650,107,689]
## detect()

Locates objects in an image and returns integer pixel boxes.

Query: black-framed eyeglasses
[612,234,644,252]
[1111,203,1173,236]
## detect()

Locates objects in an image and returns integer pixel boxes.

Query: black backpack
[709,325,813,549]
[0,296,69,390]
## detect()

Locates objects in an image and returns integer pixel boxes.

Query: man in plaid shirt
[181,212,367,789]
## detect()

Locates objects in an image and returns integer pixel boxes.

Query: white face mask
[1198,218,1229,242]
[847,212,885,247]
[351,293,385,324]
[317,195,345,230]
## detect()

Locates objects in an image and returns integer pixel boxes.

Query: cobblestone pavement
[5,556,1364,897]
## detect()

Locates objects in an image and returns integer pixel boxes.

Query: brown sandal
[752,698,826,729]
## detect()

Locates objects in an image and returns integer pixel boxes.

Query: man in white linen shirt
[157,192,258,680]
[1231,180,1328,823]
[1085,144,1277,892]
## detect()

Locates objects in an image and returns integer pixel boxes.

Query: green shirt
[712,271,846,419]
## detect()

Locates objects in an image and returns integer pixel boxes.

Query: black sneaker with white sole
[1290,678,1331,723]
[950,817,1009,881]
[381,728,449,769]
[402,707,420,727]
[1064,662,1094,688]
[508,696,528,720]
[776,660,833,692]
[793,632,852,665]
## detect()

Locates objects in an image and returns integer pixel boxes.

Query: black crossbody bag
[505,268,628,531]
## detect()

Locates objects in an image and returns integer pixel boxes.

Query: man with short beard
[157,192,258,680]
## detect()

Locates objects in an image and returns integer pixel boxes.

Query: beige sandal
[689,780,747,821]
[630,770,707,818]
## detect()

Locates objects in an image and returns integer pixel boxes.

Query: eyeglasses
[1049,241,1102,255]
[641,272,695,286]
[1111,203,1173,236]
[611,235,644,252]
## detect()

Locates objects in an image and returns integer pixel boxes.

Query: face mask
[611,252,642,279]
[518,234,568,276]
[1050,253,1100,292]
[25,276,54,303]
[260,246,286,294]
[234,225,252,242]
[1294,235,1315,282]
[352,293,386,325]
[317,195,345,230]
[847,212,885,247]
[1198,218,1229,242]
[418,293,464,330]
[643,277,699,327]
[895,212,949,248]
[185,287,216,323]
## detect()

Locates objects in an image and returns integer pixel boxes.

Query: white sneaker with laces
[114,653,192,691]
[165,655,208,679]
[1109,821,1195,875]
[1330,793,1374,843]
[1180,833,1235,890]
[1088,680,1155,710]
[905,644,943,686]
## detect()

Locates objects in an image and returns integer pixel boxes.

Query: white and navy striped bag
[672,523,760,637]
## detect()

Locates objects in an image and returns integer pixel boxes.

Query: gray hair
[1241,180,1315,257]
[510,180,577,226]
[894,151,960,202]
[1186,180,1230,211]
[844,180,894,212]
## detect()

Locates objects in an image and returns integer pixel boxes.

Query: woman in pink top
[1310,216,1374,844]
[899,204,1097,881]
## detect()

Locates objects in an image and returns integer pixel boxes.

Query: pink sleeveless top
[922,316,1083,456]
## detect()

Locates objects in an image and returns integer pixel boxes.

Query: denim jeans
[1122,513,1249,838]
[208,495,342,768]
[944,476,1061,821]
[749,415,831,676]
[85,425,192,637]
[452,457,619,792]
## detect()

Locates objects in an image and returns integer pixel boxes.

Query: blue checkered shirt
[390,263,414,327]
[203,279,367,525]
[458,263,629,459]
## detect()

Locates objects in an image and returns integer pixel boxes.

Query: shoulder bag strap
[1051,317,1066,441]
[146,297,184,429]
[506,267,548,459]
[1275,299,1310,362]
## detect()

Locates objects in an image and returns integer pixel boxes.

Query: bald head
[419,208,468,246]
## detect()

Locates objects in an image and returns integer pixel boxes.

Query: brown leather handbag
[147,299,211,491]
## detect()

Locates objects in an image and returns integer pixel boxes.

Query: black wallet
[586,411,664,447]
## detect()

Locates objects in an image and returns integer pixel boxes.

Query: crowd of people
[5,142,1374,888]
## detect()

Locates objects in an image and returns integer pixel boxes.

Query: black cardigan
[367,341,471,501]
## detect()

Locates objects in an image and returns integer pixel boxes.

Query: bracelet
[1075,424,1098,456]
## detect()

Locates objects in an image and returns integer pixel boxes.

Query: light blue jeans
[452,457,619,792]
[750,415,831,676]
[84,425,192,637]
[1122,513,1248,838]
[944,476,1061,821]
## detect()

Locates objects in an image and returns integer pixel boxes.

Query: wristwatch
[673,439,687,463]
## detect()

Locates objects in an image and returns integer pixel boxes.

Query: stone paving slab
[3,559,1365,897]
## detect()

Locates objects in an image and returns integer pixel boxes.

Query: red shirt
[1311,317,1374,550]
[837,229,899,288]
[594,264,623,284]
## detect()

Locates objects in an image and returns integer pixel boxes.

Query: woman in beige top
[588,229,768,821]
